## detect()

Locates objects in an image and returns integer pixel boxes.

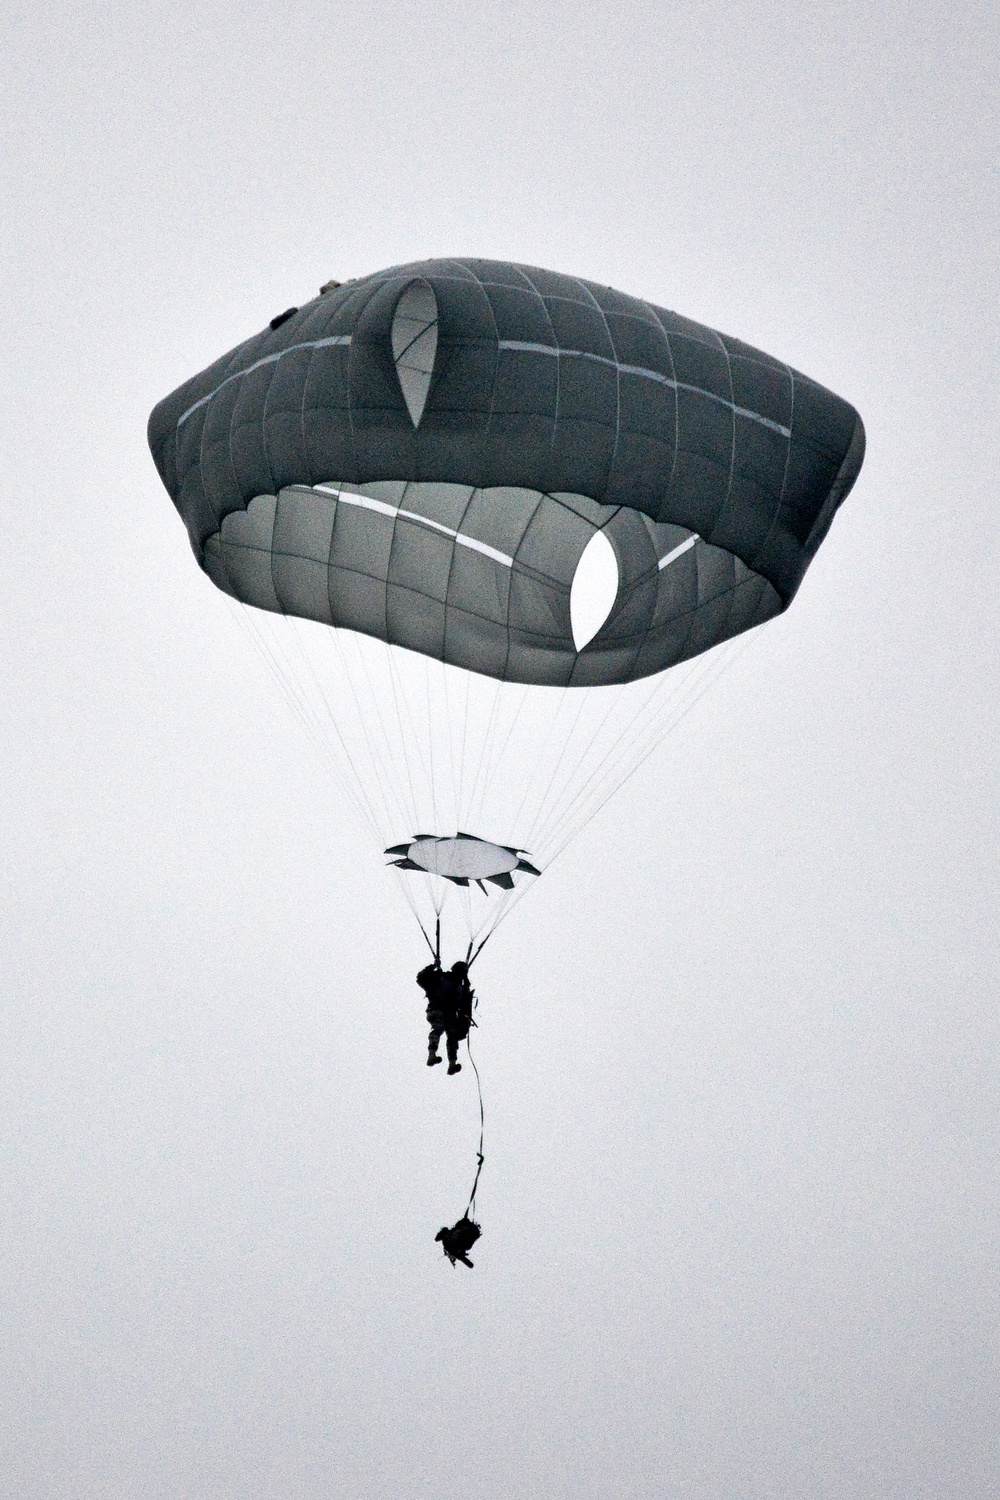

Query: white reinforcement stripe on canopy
[310,484,701,576]
[175,332,790,440]
[497,341,792,438]
[312,485,516,567]
[178,335,354,425]
[658,534,698,570]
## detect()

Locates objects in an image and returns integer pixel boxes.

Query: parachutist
[417,959,475,1075]
[435,1215,482,1268]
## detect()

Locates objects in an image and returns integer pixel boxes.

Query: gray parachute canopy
[148,258,864,687]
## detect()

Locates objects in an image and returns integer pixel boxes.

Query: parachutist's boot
[447,1061,462,1075]
[427,1051,442,1066]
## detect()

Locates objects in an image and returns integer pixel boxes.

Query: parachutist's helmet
[451,961,469,976]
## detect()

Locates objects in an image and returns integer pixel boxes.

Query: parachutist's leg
[446,1032,462,1074]
[427,1025,443,1065]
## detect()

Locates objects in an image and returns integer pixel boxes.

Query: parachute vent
[391,280,438,428]
[570,528,619,651]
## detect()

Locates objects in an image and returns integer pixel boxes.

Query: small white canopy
[385,834,540,888]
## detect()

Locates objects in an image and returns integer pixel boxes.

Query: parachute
[148,258,864,958]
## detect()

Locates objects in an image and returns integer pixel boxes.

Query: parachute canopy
[149,259,864,955]
[148,258,864,688]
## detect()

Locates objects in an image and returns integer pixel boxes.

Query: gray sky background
[1,2,998,1496]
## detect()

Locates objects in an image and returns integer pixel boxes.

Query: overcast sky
[1,1,998,1496]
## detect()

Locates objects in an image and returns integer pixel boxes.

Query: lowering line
[465,1032,486,1219]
